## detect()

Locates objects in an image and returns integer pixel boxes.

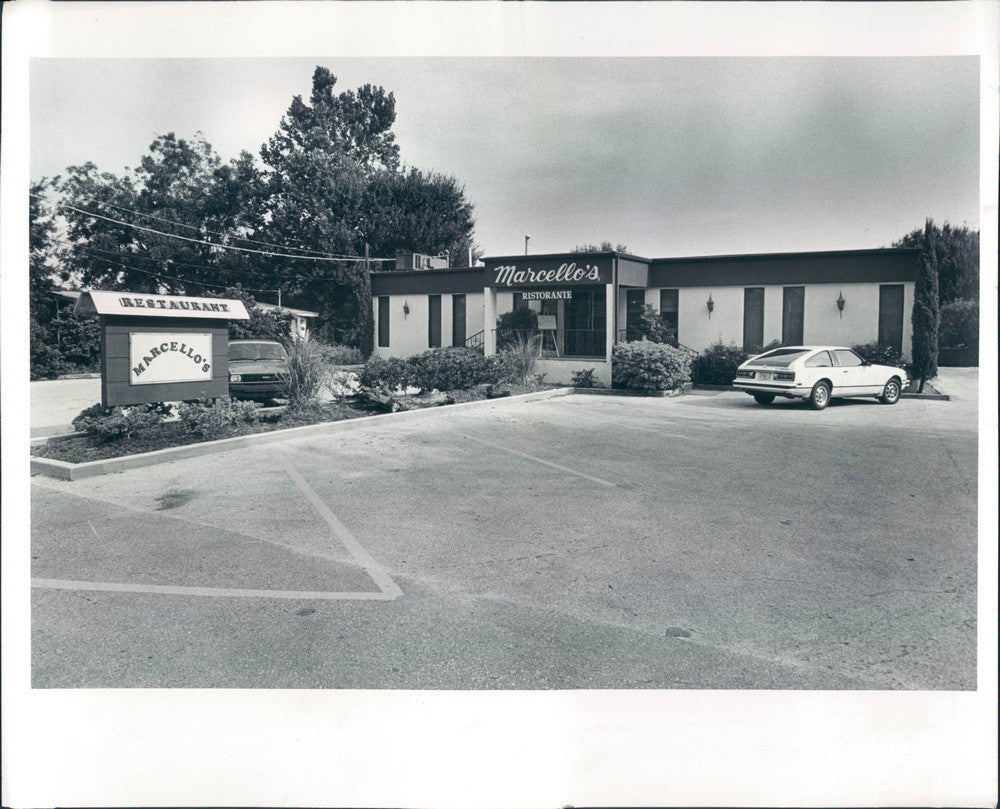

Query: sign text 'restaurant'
[522,290,572,300]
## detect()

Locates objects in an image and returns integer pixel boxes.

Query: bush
[488,333,542,384]
[612,342,692,392]
[571,368,598,388]
[939,299,979,348]
[408,347,490,391]
[691,342,749,386]
[323,344,366,365]
[626,305,676,344]
[359,355,416,391]
[852,342,904,368]
[497,307,539,348]
[176,398,259,438]
[72,402,171,441]
[284,336,334,407]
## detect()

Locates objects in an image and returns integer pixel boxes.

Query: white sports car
[732,346,910,410]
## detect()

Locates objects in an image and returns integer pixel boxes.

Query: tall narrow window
[625,289,646,340]
[377,296,390,347]
[659,289,679,344]
[782,286,805,345]
[878,284,904,354]
[452,294,467,347]
[743,287,765,351]
[428,294,442,348]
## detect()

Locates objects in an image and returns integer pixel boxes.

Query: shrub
[72,402,172,441]
[497,307,539,348]
[939,299,979,348]
[408,347,490,391]
[571,368,598,388]
[691,342,749,386]
[284,336,334,407]
[852,342,904,368]
[488,333,542,384]
[626,305,676,344]
[612,342,692,392]
[911,219,940,389]
[359,356,416,391]
[322,344,366,365]
[176,398,259,438]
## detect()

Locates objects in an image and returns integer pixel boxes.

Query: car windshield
[746,348,811,368]
[229,342,287,361]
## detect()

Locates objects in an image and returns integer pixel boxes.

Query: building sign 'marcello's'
[485,255,613,288]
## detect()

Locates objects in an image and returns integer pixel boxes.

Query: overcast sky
[31,56,979,259]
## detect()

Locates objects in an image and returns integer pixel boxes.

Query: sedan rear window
[230,342,287,361]
[746,348,810,368]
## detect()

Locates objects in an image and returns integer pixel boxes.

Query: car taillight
[774,371,795,381]
[735,369,755,379]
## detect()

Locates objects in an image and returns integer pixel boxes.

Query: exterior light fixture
[836,291,845,317]
[403,302,410,317]
[707,294,714,317]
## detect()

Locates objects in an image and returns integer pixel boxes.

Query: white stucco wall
[372,292,485,358]
[535,358,610,387]
[651,282,914,358]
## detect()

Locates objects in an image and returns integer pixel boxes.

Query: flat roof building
[371,246,920,387]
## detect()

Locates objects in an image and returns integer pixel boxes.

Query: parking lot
[30,380,979,689]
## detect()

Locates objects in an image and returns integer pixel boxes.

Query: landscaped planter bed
[31,383,557,466]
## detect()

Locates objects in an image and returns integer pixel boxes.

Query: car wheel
[809,381,831,410]
[879,378,901,405]
[753,393,776,405]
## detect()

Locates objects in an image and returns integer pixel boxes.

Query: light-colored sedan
[732,346,909,410]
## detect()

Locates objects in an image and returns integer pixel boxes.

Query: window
[513,292,528,311]
[659,289,678,342]
[377,296,390,347]
[428,295,442,348]
[625,289,646,340]
[743,287,765,351]
[782,286,804,345]
[832,349,863,367]
[804,350,833,367]
[878,284,904,355]
[452,294,466,347]
[747,348,810,367]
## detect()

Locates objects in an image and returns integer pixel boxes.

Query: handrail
[464,330,485,349]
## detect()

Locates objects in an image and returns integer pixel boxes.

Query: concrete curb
[574,382,692,398]
[30,387,575,481]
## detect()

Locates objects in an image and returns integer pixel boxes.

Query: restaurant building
[370,247,920,387]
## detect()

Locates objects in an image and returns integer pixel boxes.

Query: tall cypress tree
[911,218,939,392]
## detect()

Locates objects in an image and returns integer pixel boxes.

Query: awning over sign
[74,290,250,320]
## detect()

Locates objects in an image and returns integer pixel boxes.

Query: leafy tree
[893,221,978,304]
[910,219,939,391]
[572,241,629,253]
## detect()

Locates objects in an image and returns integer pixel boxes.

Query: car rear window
[746,348,810,368]
[230,343,287,361]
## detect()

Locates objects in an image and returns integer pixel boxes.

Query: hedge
[612,341,692,392]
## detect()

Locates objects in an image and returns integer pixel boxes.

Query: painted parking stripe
[463,435,617,487]
[31,456,402,601]
[277,450,402,599]
[30,578,396,600]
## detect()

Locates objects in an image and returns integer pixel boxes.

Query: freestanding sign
[74,291,250,407]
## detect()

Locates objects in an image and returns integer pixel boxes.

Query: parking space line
[277,450,402,599]
[30,578,396,600]
[463,435,618,487]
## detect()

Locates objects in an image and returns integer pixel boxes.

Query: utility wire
[34,194,394,263]
[81,253,286,297]
[71,197,354,258]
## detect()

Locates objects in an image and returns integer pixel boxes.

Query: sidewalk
[927,367,978,402]
[30,377,101,438]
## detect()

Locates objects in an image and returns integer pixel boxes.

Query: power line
[33,194,394,263]
[73,197,354,258]
[82,253,284,297]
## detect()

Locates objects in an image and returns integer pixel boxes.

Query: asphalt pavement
[29,377,980,689]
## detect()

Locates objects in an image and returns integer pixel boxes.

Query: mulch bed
[31,384,549,464]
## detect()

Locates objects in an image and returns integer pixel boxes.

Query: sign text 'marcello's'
[493,262,602,287]
[118,296,231,313]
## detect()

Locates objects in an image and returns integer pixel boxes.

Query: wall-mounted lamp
[836,291,845,318]
[403,301,410,317]
[707,294,715,318]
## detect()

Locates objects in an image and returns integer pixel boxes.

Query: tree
[894,221,978,304]
[572,241,629,253]
[910,219,940,391]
